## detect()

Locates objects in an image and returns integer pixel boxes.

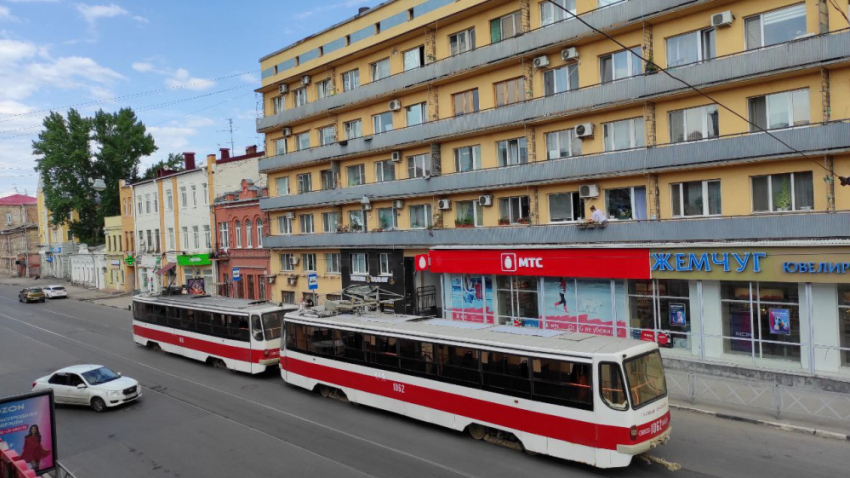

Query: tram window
[251,316,264,341]
[532,359,593,410]
[437,345,480,386]
[196,312,213,334]
[210,314,228,338]
[399,339,436,376]
[337,330,365,363]
[599,362,629,411]
[285,323,298,351]
[166,306,180,319]
[185,310,201,331]
[364,334,399,370]
[481,351,531,398]
[308,327,335,356]
[133,303,147,322]
[231,316,250,342]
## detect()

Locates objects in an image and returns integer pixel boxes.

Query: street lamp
[89,177,107,289]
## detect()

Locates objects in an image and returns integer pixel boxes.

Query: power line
[546,1,847,185]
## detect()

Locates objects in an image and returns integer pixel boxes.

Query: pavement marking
[0,311,480,478]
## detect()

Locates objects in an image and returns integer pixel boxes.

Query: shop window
[454,145,482,172]
[490,11,522,43]
[455,200,484,227]
[628,280,692,350]
[453,89,479,116]
[499,196,530,224]
[751,172,814,213]
[545,128,581,160]
[671,180,722,217]
[839,285,850,367]
[449,28,475,56]
[605,186,647,220]
[548,192,584,223]
[603,117,644,151]
[669,104,719,143]
[600,47,642,83]
[494,77,525,107]
[497,137,528,166]
[540,278,627,336]
[344,119,362,139]
[748,89,810,131]
[721,282,801,363]
[543,64,578,96]
[745,4,806,50]
[541,0,575,26]
[666,28,716,67]
[447,275,494,323]
[497,276,538,325]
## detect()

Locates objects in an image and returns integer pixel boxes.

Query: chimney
[358,7,369,15]
[207,154,216,165]
[246,145,257,155]
[184,152,196,170]
[219,148,230,160]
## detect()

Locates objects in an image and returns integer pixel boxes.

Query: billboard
[186,278,205,295]
[0,390,57,475]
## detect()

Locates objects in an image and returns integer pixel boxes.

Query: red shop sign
[427,249,650,280]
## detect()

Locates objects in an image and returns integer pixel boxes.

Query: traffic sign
[307,273,318,290]
[232,267,241,281]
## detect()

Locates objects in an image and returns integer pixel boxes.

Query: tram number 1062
[392,383,406,394]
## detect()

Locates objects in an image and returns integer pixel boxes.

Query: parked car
[32,365,141,412]
[42,285,68,299]
[18,287,45,303]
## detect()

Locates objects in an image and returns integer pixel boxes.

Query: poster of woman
[0,391,57,474]
[769,308,791,335]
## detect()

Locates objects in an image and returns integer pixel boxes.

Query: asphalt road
[0,284,846,478]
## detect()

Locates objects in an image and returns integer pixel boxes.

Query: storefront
[177,253,215,295]
[420,247,850,378]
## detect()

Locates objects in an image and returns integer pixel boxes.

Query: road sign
[308,273,318,290]
[232,267,241,281]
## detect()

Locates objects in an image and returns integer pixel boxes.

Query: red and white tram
[281,310,670,468]
[133,295,295,374]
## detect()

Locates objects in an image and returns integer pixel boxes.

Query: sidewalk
[0,276,134,310]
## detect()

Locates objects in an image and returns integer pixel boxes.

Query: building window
[297,173,312,193]
[449,28,475,55]
[300,214,314,234]
[545,129,581,160]
[410,204,432,229]
[541,0,575,26]
[272,95,285,114]
[326,253,341,273]
[666,28,716,67]
[344,119,362,139]
[490,11,522,42]
[282,291,296,304]
[721,282,801,361]
[191,226,199,249]
[245,220,252,248]
[322,212,340,233]
[294,87,308,107]
[406,102,427,126]
[165,189,173,211]
[321,170,336,190]
[137,195,143,215]
[351,253,368,275]
[496,276,539,324]
[606,186,647,220]
[375,160,396,182]
[153,195,158,212]
[603,117,644,151]
[499,196,530,224]
[316,78,333,99]
[494,77,525,107]
[544,64,578,96]
[497,137,528,166]
[255,220,262,248]
[342,69,360,91]
[748,89,810,131]
[191,185,198,207]
[370,58,391,81]
[219,222,229,249]
[600,47,643,83]
[403,46,425,71]
[145,194,150,214]
[296,132,310,150]
[548,192,584,223]
[453,89,479,116]
[349,210,365,232]
[273,138,287,155]
[752,172,814,213]
[276,176,290,196]
[204,225,211,248]
[669,104,719,143]
[455,200,484,227]
[407,154,431,178]
[745,4,807,50]
[379,253,391,275]
[319,126,336,146]
[365,208,391,233]
[180,186,187,208]
[454,145,482,172]
[280,253,294,271]
[278,216,292,235]
[181,227,188,249]
[347,164,365,186]
[671,180,722,217]
[235,221,242,248]
[628,280,692,349]
[372,112,394,133]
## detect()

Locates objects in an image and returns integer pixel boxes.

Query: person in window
[589,205,607,223]
[21,425,51,472]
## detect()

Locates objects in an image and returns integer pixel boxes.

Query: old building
[0,194,39,277]
[103,215,125,291]
[36,179,79,279]
[119,179,137,292]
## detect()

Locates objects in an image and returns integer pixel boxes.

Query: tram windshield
[624,350,667,409]
[262,311,284,340]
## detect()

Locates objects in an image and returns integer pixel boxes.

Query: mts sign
[501,253,543,272]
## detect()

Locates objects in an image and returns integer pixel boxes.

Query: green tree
[140,153,184,181]
[33,108,156,244]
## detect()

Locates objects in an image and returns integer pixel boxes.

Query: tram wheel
[318,385,331,398]
[148,342,162,352]
[212,359,227,369]
[467,424,486,440]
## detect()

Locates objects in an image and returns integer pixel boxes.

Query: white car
[42,285,68,299]
[32,365,141,412]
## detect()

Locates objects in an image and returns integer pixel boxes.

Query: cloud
[0,6,19,22]
[148,126,198,150]
[76,3,128,28]
[132,15,149,24]
[131,61,155,72]
[164,68,215,91]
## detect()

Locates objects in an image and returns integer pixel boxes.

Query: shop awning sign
[177,254,212,266]
[414,254,430,271]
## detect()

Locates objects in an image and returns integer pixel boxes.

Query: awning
[154,262,176,275]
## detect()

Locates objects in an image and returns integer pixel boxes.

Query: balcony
[262,212,850,250]
[257,0,704,131]
[259,30,850,174]
[261,121,850,211]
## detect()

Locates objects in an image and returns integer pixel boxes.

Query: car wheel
[91,397,106,413]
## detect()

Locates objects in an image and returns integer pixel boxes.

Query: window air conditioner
[388,99,402,111]
[437,199,451,210]
[290,256,300,265]
[711,11,734,28]
[561,47,579,61]
[390,151,402,162]
[287,276,298,285]
[282,127,292,137]
[533,55,550,69]
[478,195,493,207]
[278,84,289,94]
[301,75,311,85]
[575,123,594,138]
[284,212,294,219]
[579,184,600,198]
[267,276,276,284]
[392,200,404,209]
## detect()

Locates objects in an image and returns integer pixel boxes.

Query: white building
[69,244,106,289]
[132,176,163,294]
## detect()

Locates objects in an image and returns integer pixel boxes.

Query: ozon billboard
[424,249,650,280]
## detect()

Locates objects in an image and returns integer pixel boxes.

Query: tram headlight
[630,425,638,441]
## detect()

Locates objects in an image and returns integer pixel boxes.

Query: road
[0,283,846,478]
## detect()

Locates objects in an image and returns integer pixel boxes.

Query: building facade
[0,194,39,277]
[255,0,850,385]
[119,179,137,292]
[103,215,125,291]
[69,244,106,289]
[36,180,79,279]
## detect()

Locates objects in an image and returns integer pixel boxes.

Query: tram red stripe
[282,356,670,450]
[133,324,277,364]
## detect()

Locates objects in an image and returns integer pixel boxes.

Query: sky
[0,0,382,197]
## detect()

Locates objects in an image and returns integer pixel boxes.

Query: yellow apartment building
[254,0,850,381]
[119,179,137,292]
[103,215,125,291]
[36,178,80,279]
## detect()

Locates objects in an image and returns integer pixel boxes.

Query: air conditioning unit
[561,47,579,61]
[290,256,300,265]
[579,184,600,198]
[266,276,276,284]
[388,99,402,111]
[392,200,404,209]
[478,195,493,207]
[363,203,373,211]
[711,11,734,28]
[437,199,451,210]
[282,127,292,137]
[390,151,402,162]
[575,123,594,138]
[287,276,298,285]
[301,75,311,85]
[284,212,294,219]
[278,84,289,94]
[533,55,550,69]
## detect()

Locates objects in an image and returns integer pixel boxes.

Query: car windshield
[624,350,667,409]
[28,288,42,292]
[262,312,283,340]
[81,367,121,385]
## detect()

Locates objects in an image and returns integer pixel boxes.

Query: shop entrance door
[496,276,539,326]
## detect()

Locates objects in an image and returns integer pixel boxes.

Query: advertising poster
[542,278,627,337]
[769,308,791,335]
[0,391,57,475]
[669,303,687,326]
[729,305,753,352]
[186,278,205,295]
[448,275,494,324]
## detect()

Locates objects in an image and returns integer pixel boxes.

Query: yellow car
[19,287,45,303]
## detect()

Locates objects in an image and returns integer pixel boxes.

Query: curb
[670,403,850,441]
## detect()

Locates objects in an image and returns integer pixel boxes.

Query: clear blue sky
[0,0,382,197]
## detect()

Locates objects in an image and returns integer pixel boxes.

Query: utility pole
[218,119,237,153]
